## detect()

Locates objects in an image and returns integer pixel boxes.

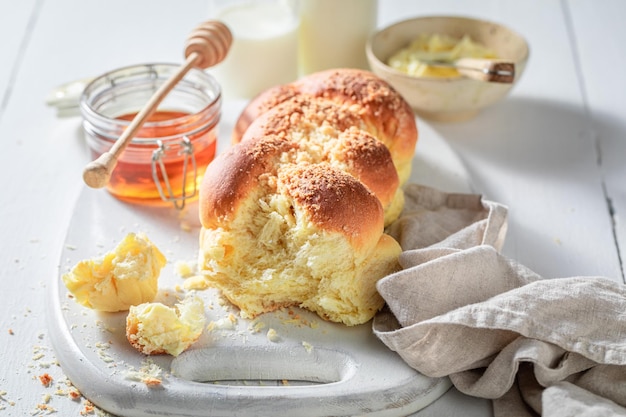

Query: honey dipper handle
[83,20,232,189]
[82,56,200,189]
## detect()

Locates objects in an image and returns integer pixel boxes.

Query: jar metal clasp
[151,136,197,210]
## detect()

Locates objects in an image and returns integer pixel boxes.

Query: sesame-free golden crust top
[240,97,399,212]
[232,69,418,170]
[242,95,362,139]
[329,127,399,209]
[297,69,417,160]
[278,163,384,247]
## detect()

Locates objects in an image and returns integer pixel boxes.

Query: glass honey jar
[80,63,222,209]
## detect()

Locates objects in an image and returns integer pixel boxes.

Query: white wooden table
[1,1,624,415]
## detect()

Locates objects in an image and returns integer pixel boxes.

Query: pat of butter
[126,296,206,357]
[62,233,166,312]
[388,34,498,78]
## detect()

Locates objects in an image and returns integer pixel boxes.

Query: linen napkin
[374,184,626,417]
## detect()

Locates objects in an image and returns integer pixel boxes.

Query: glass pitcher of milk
[298,0,378,76]
[208,0,299,99]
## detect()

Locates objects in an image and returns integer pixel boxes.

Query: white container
[208,0,299,99]
[298,0,378,76]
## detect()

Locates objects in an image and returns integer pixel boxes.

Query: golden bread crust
[232,69,417,183]
[200,135,384,248]
[199,135,297,229]
[239,96,400,216]
[277,163,384,249]
[242,95,362,139]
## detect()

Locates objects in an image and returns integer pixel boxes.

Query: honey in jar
[81,64,222,208]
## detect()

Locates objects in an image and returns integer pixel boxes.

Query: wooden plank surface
[0,1,38,116]
[568,0,626,283]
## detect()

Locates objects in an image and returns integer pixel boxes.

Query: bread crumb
[80,400,95,415]
[29,345,58,369]
[39,373,53,387]
[0,390,16,408]
[180,221,192,232]
[8,328,13,335]
[95,341,115,364]
[33,402,56,414]
[302,341,313,353]
[266,328,280,343]
[95,321,116,333]
[174,260,196,278]
[143,378,162,387]
[207,316,236,331]
[124,359,164,386]
[182,275,210,290]
[67,389,81,401]
[249,321,266,333]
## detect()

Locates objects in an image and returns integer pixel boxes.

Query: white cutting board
[47,108,471,417]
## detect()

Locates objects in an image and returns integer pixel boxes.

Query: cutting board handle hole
[171,345,357,386]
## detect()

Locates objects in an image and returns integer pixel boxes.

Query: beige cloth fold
[374,184,626,417]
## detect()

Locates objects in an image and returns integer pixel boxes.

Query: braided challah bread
[232,68,418,185]
[198,69,416,325]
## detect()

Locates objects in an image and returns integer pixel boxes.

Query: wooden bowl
[366,16,529,122]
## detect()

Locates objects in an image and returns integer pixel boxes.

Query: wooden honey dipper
[82,20,232,189]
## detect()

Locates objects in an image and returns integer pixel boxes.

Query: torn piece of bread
[198,137,402,326]
[126,296,206,356]
[62,233,166,312]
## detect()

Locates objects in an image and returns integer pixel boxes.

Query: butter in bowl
[366,16,530,122]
